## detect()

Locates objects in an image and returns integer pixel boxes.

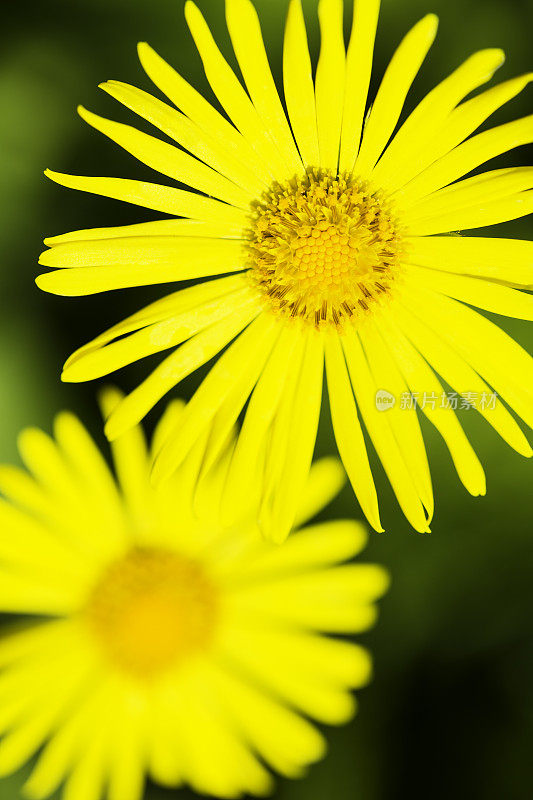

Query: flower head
[38,0,533,535]
[0,389,387,800]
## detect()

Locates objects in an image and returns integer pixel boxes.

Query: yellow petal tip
[421,13,439,37]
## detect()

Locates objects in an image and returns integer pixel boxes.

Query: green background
[1,0,533,797]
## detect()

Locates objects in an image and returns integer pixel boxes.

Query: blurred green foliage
[1,0,533,797]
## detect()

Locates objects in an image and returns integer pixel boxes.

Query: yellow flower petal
[396,113,533,207]
[151,313,277,483]
[315,0,345,171]
[268,332,324,543]
[359,321,434,516]
[101,80,265,197]
[62,285,253,382]
[379,313,486,496]
[372,48,505,189]
[137,41,272,183]
[184,1,288,180]
[78,105,251,209]
[406,264,533,322]
[225,0,302,174]
[293,457,346,528]
[283,0,320,166]
[325,333,383,532]
[221,324,295,522]
[392,302,532,457]
[192,662,322,781]
[220,626,368,723]
[403,166,533,226]
[406,190,533,235]
[406,234,533,286]
[342,331,431,532]
[388,72,533,195]
[104,302,261,441]
[219,519,366,582]
[45,217,245,246]
[43,169,247,224]
[339,0,380,172]
[38,237,246,297]
[62,275,246,377]
[401,284,533,430]
[355,13,438,177]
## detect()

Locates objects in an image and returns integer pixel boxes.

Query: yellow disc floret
[85,548,218,678]
[247,169,404,328]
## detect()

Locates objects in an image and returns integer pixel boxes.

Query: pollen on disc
[246,169,404,328]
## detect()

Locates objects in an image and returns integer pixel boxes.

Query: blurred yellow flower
[0,389,388,800]
[38,0,533,536]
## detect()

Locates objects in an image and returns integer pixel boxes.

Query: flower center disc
[247,169,403,328]
[86,548,218,678]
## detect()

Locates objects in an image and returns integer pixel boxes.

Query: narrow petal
[61,285,254,382]
[52,412,128,547]
[382,72,533,194]
[403,167,533,225]
[339,0,380,172]
[0,500,85,585]
[196,663,325,779]
[221,324,296,523]
[98,388,155,528]
[166,667,273,796]
[137,42,271,183]
[256,331,306,534]
[283,0,320,166]
[378,313,486,496]
[324,333,382,531]
[37,237,246,296]
[225,0,302,173]
[220,626,365,723]
[406,264,533,321]
[315,0,345,171]
[106,690,146,800]
[372,48,505,188]
[45,218,245,246]
[293,457,346,528]
[39,236,246,270]
[78,106,251,208]
[0,651,94,779]
[405,190,533,236]
[184,2,288,180]
[43,169,247,224]
[62,275,246,374]
[100,80,265,197]
[199,326,279,478]
[355,14,438,177]
[406,235,533,286]
[151,313,277,483]
[359,321,434,516]
[268,331,324,543]
[104,301,261,440]
[342,331,430,532]
[228,565,387,632]
[400,284,533,429]
[0,569,81,615]
[396,114,533,207]
[392,303,532,457]
[221,519,365,583]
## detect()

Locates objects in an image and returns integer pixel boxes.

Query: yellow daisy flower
[0,389,387,800]
[38,0,533,536]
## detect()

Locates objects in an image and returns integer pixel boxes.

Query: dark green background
[1,0,533,797]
